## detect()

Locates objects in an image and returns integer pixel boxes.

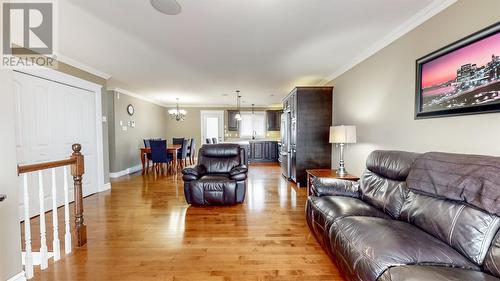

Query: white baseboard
[109,165,142,178]
[7,271,26,281]
[100,182,112,192]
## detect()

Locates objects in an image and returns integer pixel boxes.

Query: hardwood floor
[29,163,344,281]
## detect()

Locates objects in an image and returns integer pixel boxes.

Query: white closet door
[13,71,99,219]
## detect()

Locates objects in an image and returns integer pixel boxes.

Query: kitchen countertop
[224,139,280,144]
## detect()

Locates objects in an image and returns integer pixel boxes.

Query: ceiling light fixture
[235,90,242,121]
[168,98,187,121]
[150,0,182,15]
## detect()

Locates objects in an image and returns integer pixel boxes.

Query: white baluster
[38,171,48,269]
[23,174,34,279]
[63,166,72,254]
[51,168,61,261]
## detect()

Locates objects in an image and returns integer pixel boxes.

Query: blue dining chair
[150,140,174,175]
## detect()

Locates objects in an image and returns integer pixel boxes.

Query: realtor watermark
[1,0,57,69]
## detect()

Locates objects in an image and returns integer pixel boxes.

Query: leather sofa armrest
[182,165,206,181]
[311,177,360,198]
[229,165,248,180]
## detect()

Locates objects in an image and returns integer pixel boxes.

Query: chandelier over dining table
[169,98,187,121]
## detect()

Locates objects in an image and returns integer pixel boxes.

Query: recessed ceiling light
[150,0,182,15]
[221,93,229,96]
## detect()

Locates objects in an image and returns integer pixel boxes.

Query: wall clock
[127,104,135,116]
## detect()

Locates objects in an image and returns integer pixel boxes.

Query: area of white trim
[320,0,457,84]
[56,53,111,80]
[108,87,168,108]
[14,67,106,195]
[109,164,143,178]
[6,271,26,281]
[100,182,112,192]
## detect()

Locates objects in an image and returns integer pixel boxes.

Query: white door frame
[200,110,224,144]
[14,68,107,193]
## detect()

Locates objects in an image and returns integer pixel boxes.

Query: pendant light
[235,90,242,121]
[168,98,187,121]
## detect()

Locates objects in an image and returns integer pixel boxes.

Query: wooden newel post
[71,143,87,247]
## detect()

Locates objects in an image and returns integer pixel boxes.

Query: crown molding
[320,0,457,84]
[56,53,112,80]
[161,104,284,109]
[108,87,169,107]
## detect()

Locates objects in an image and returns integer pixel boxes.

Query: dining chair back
[206,138,212,144]
[187,138,196,165]
[176,139,190,168]
[150,140,174,175]
[173,138,185,146]
[212,138,218,144]
[150,140,169,163]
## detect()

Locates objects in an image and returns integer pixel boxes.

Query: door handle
[0,194,6,202]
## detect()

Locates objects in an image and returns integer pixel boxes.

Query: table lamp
[330,125,357,176]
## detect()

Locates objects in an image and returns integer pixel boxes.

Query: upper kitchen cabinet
[266,110,282,131]
[227,110,239,131]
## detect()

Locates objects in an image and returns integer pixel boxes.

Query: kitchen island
[223,140,279,164]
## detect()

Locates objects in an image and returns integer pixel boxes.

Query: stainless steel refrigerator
[280,111,290,178]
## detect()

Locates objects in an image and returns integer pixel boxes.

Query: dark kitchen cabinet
[249,141,278,163]
[266,110,282,131]
[282,86,333,187]
[227,110,239,131]
[251,142,265,161]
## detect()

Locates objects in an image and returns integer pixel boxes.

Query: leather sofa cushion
[189,175,237,205]
[400,191,500,265]
[484,230,500,278]
[366,150,419,181]
[360,170,408,218]
[311,177,360,198]
[406,152,500,216]
[378,265,500,281]
[306,196,389,249]
[201,144,240,157]
[329,217,478,281]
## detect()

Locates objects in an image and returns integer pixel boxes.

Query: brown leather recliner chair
[181,144,247,205]
[306,150,500,281]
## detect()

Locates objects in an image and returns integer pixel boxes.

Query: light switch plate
[102,116,107,123]
[122,126,127,131]
[120,120,123,126]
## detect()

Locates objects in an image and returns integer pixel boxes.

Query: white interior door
[13,71,99,219]
[201,110,224,144]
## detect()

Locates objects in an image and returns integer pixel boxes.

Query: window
[239,111,266,138]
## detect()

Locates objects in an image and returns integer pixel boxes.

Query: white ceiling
[58,0,448,107]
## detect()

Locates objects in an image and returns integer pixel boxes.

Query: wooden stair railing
[17,143,86,279]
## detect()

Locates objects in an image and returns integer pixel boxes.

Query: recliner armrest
[311,177,360,198]
[182,165,206,181]
[229,165,248,180]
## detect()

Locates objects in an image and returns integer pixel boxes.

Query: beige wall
[329,0,500,176]
[165,107,281,150]
[0,69,23,280]
[109,91,168,173]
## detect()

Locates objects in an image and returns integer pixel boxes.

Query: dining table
[139,145,181,175]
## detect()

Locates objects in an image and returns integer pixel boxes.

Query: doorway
[201,110,224,144]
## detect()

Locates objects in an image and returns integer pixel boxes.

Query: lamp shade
[329,125,357,144]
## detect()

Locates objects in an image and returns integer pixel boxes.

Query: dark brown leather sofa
[182,144,248,205]
[306,150,500,281]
